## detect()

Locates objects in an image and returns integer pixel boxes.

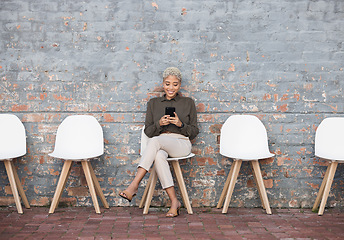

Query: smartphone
[165,107,175,117]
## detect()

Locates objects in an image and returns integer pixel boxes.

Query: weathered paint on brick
[0,0,344,209]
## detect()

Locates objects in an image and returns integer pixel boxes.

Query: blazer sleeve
[144,99,162,138]
[179,98,199,140]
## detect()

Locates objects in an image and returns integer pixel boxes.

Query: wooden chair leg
[139,167,154,209]
[49,160,73,214]
[217,161,235,209]
[81,161,101,214]
[222,160,242,214]
[312,164,331,212]
[10,161,30,209]
[171,161,193,214]
[250,161,265,210]
[56,162,73,208]
[87,161,109,209]
[4,160,23,214]
[251,160,272,215]
[318,161,338,216]
[143,169,158,215]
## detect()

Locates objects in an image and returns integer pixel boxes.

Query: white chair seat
[222,153,274,161]
[166,153,195,161]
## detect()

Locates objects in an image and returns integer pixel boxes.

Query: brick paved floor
[0,206,343,239]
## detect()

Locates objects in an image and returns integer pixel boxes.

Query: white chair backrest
[140,126,149,156]
[315,117,344,161]
[49,115,104,160]
[0,114,26,160]
[220,115,274,160]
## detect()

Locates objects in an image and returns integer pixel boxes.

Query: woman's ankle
[126,183,138,193]
[171,199,180,208]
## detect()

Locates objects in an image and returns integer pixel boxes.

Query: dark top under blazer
[144,93,199,140]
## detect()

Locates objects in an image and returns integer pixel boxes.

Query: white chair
[0,114,30,214]
[138,127,194,214]
[48,115,109,214]
[216,115,274,214]
[312,117,344,215]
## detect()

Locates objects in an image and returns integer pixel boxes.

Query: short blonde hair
[163,67,182,82]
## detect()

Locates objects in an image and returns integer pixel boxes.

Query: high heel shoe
[166,202,181,217]
[119,190,136,202]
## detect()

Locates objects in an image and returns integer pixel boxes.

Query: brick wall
[1,0,343,209]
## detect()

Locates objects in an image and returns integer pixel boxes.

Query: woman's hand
[169,112,183,127]
[159,115,171,126]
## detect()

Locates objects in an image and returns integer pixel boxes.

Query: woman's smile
[163,75,181,100]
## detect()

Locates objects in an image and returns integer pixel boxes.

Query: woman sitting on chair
[119,67,199,217]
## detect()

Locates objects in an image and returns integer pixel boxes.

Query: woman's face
[163,75,181,100]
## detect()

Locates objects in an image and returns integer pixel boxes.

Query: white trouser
[138,133,192,189]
